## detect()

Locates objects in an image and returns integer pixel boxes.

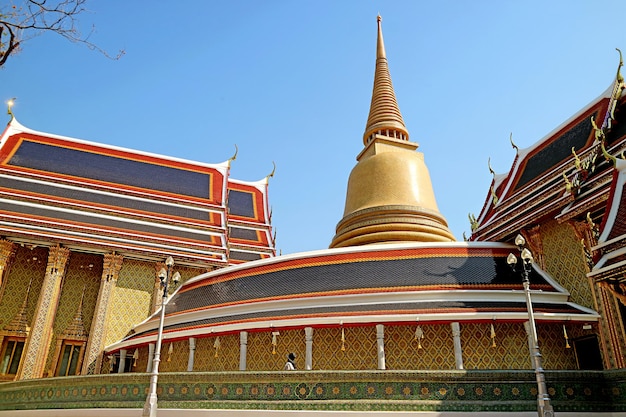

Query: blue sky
[2,1,626,255]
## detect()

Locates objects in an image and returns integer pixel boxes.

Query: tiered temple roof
[0,117,275,267]
[106,241,598,354]
[470,54,626,243]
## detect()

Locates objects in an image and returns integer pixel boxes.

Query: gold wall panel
[105,259,155,347]
[132,346,149,373]
[247,329,305,371]
[541,220,594,309]
[159,339,189,372]
[539,323,580,369]
[462,322,530,369]
[0,246,47,331]
[313,326,378,370]
[193,335,239,371]
[385,324,455,370]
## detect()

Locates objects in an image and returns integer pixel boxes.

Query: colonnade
[116,322,473,373]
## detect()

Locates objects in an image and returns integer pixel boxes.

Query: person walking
[284,352,296,370]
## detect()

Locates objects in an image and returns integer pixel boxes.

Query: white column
[187,337,196,372]
[450,322,464,370]
[239,331,248,371]
[305,327,313,370]
[376,324,385,370]
[118,349,127,374]
[146,343,155,373]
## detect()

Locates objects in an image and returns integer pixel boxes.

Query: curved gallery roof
[106,241,599,353]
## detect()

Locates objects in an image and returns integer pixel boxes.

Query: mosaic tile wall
[0,246,47,331]
[105,259,155,347]
[462,322,529,369]
[385,324,455,370]
[314,326,378,370]
[541,220,594,309]
[134,346,149,373]
[193,334,239,371]
[159,339,189,373]
[44,252,102,376]
[247,329,305,371]
[539,323,584,369]
[0,369,623,413]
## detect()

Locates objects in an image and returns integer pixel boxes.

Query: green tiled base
[0,370,623,413]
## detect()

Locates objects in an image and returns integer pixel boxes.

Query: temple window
[55,339,86,376]
[0,337,25,377]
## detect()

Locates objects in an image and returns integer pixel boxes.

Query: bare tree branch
[0,0,124,68]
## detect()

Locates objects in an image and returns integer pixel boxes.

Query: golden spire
[362,15,409,145]
[330,16,455,248]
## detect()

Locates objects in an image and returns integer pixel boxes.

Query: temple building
[104,16,600,377]
[0,16,624,417]
[0,114,275,380]
[469,50,626,370]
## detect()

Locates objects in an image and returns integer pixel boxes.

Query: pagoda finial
[376,15,385,60]
[362,15,409,145]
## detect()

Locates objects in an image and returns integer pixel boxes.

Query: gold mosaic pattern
[462,322,530,369]
[385,324,456,370]
[159,339,189,372]
[131,346,149,373]
[539,323,581,370]
[0,246,47,331]
[541,220,594,309]
[313,327,378,370]
[247,329,305,371]
[43,252,102,375]
[105,259,155,347]
[382,324,455,370]
[193,335,239,371]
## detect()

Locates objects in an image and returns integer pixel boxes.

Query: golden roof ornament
[509,133,518,153]
[6,97,15,119]
[488,158,498,205]
[603,48,625,131]
[266,161,276,181]
[227,144,238,167]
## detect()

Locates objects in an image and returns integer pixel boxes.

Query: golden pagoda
[330,16,455,248]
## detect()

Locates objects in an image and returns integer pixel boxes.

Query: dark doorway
[573,334,603,370]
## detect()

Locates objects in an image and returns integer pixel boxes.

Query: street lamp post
[143,256,181,417]
[507,234,554,417]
